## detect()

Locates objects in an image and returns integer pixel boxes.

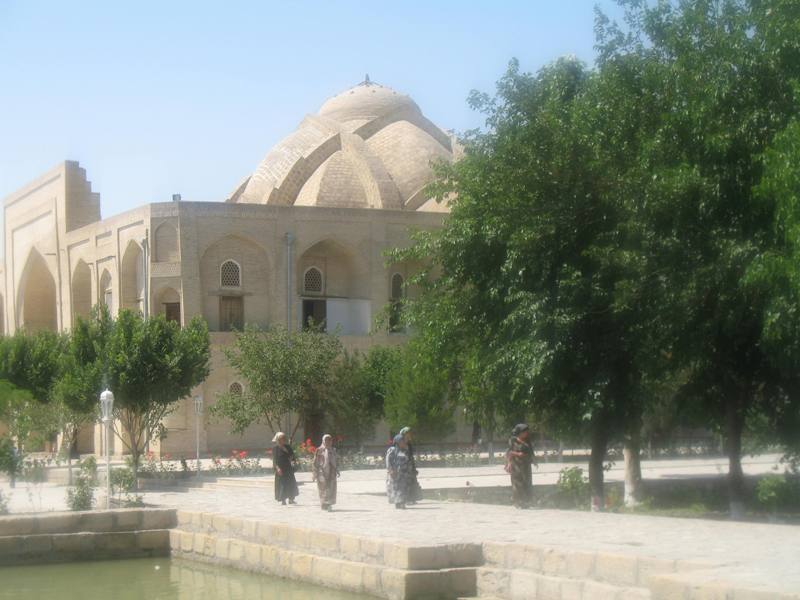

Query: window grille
[220,260,241,288]
[304,267,323,294]
[229,382,243,396]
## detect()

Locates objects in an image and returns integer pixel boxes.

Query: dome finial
[359,73,373,86]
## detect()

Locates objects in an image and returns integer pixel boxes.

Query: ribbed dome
[232,78,456,212]
[318,79,420,123]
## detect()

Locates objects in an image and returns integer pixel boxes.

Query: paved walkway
[137,454,799,594]
[2,454,797,593]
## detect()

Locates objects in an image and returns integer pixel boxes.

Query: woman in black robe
[272,432,299,505]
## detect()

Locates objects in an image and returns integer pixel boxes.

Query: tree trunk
[725,393,746,518]
[623,430,643,508]
[589,424,608,512]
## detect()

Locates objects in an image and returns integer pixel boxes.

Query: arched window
[303,267,323,294]
[229,382,243,396]
[220,260,241,288]
[391,273,404,300]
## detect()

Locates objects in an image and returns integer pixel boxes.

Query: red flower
[239,451,248,459]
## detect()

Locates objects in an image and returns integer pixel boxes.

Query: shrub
[66,473,95,511]
[0,437,21,480]
[0,490,8,515]
[756,473,800,513]
[556,466,590,509]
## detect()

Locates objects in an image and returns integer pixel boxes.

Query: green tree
[384,337,457,440]
[52,306,113,482]
[326,346,399,448]
[105,310,210,473]
[212,324,342,443]
[395,56,663,508]
[597,0,800,515]
[0,331,65,453]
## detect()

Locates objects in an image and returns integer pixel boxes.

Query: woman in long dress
[272,432,299,505]
[398,426,422,504]
[312,434,339,511]
[386,434,413,509]
[505,423,534,508]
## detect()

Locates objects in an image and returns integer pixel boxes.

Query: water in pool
[0,557,370,599]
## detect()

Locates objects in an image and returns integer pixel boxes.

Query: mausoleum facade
[1,79,473,456]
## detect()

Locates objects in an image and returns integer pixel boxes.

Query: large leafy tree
[105,310,210,472]
[596,0,800,515]
[397,56,663,508]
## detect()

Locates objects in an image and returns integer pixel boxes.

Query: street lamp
[193,395,204,476]
[99,389,114,509]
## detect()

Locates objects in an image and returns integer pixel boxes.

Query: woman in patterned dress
[505,423,534,508]
[386,434,413,509]
[312,434,339,511]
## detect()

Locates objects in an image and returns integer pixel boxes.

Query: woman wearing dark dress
[505,423,534,508]
[272,432,299,505]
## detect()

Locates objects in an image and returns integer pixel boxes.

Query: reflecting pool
[0,557,369,600]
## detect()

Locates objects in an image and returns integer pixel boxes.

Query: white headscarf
[320,434,335,470]
[272,432,285,444]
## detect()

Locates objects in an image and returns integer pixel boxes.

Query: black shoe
[281,499,287,506]
[288,498,297,505]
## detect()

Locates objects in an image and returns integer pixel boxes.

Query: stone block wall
[0,508,175,566]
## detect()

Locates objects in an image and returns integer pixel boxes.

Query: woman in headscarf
[312,434,339,511]
[398,426,422,504]
[272,432,299,505]
[505,423,534,508]
[386,433,413,509]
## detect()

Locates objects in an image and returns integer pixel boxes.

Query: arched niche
[18,248,57,332]
[199,235,270,331]
[156,286,181,323]
[72,260,92,322]
[120,241,144,313]
[297,239,368,299]
[297,238,370,334]
[154,222,179,262]
[99,269,113,312]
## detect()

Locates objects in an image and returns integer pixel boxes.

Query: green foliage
[66,456,98,511]
[0,436,20,478]
[383,338,456,440]
[327,348,397,446]
[80,455,98,483]
[555,467,591,509]
[756,473,800,512]
[212,324,341,439]
[0,490,8,515]
[105,310,210,470]
[66,474,95,511]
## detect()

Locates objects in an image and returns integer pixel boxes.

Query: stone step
[171,529,477,599]
[482,542,682,590]
[477,566,650,600]
[175,510,482,571]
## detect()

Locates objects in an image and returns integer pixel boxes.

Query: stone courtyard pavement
[139,455,800,596]
[2,454,798,595]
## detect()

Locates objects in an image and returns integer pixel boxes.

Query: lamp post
[99,389,114,509]
[193,395,203,476]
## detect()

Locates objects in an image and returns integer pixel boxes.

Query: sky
[0,1,624,219]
